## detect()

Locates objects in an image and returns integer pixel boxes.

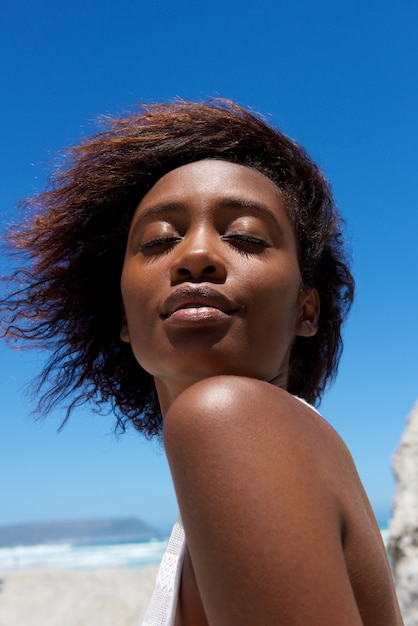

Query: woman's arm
[163,376,365,626]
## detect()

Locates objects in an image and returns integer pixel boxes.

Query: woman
[0,100,403,625]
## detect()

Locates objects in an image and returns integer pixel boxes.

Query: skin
[120,160,403,625]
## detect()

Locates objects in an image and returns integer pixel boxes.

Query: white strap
[141,517,186,626]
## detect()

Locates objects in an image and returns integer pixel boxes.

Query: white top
[141,517,186,626]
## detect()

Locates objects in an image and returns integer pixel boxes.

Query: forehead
[138,159,284,210]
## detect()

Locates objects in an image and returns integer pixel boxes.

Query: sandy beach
[0,566,159,626]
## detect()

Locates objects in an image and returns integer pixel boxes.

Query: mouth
[161,285,240,324]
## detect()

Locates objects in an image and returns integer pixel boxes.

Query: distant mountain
[0,517,157,547]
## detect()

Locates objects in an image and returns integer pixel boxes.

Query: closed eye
[223,233,272,254]
[139,236,181,255]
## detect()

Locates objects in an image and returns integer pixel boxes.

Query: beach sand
[0,566,159,626]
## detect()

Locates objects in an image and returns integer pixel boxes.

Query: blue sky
[0,0,417,531]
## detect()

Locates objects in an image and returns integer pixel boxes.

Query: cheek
[120,298,159,375]
[244,271,302,354]
[247,265,301,311]
[121,259,156,309]
[120,267,152,338]
[120,263,171,370]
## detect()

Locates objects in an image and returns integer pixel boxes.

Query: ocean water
[380,525,389,546]
[0,527,390,573]
[0,536,169,573]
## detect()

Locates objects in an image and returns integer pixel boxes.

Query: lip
[160,285,239,322]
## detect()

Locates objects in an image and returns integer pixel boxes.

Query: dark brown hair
[0,99,354,436]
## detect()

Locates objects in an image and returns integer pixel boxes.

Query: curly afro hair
[0,99,354,436]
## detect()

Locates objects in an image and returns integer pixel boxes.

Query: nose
[169,229,227,284]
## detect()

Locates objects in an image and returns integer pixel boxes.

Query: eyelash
[223,233,270,249]
[139,236,181,253]
[138,233,271,255]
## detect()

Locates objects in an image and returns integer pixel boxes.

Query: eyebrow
[218,198,284,227]
[130,196,285,235]
[129,202,185,239]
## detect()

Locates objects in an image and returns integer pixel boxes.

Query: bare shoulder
[163,375,362,534]
[166,374,311,419]
[164,376,403,625]
[164,375,353,479]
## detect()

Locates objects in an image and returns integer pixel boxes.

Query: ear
[295,288,320,337]
[120,303,130,343]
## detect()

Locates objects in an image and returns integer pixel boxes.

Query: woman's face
[120,160,318,407]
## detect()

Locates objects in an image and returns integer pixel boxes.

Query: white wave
[380,527,389,546]
[0,538,168,572]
